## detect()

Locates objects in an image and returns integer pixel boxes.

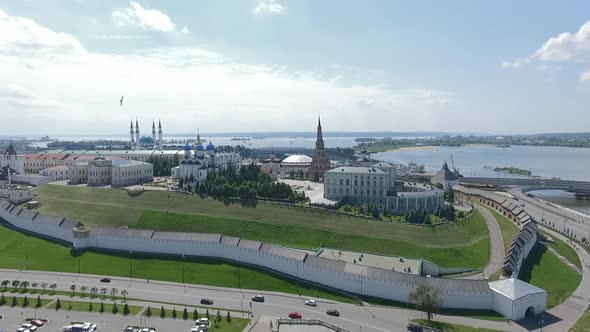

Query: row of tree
[146,155,180,177]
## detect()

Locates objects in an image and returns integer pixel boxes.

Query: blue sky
[1,0,590,136]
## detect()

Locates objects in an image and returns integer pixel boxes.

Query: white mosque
[171,133,242,185]
[130,119,163,150]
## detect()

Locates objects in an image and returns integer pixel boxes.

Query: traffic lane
[0,270,395,332]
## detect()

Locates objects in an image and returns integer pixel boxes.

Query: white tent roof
[489,278,546,301]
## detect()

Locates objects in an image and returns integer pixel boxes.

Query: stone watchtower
[309,117,331,182]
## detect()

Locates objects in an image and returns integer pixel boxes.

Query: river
[373,145,590,213]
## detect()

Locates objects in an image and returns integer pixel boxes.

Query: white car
[17,328,31,332]
[304,299,317,307]
[196,318,209,325]
[21,324,37,332]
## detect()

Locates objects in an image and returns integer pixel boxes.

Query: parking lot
[0,307,199,332]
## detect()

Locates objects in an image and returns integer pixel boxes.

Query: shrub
[160,306,166,318]
[123,303,130,316]
[99,301,104,313]
[112,303,118,314]
[172,307,177,319]
[36,295,42,308]
[55,298,61,310]
[192,308,198,320]
[227,312,232,322]
[88,302,93,311]
[182,308,188,320]
[145,306,152,317]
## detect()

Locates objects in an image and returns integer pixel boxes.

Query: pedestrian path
[540,241,583,274]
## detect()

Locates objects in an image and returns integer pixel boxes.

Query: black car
[200,298,214,305]
[252,295,265,302]
[100,277,111,283]
[326,309,340,317]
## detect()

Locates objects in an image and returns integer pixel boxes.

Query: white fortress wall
[1,197,544,315]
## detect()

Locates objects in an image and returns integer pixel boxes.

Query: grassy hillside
[485,207,519,254]
[519,243,582,308]
[30,185,490,268]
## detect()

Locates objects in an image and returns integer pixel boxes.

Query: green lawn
[411,319,505,332]
[49,298,143,315]
[30,185,491,268]
[541,231,583,270]
[570,308,590,332]
[484,207,519,254]
[0,223,354,303]
[519,243,582,308]
[0,295,52,308]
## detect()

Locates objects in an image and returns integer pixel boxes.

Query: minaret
[158,119,163,150]
[152,120,157,149]
[129,120,134,147]
[309,116,330,182]
[135,118,140,150]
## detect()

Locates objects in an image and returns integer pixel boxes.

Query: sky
[2,0,590,136]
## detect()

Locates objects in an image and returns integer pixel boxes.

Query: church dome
[282,154,312,164]
[196,144,204,151]
[139,136,155,147]
[184,143,191,151]
[207,142,215,151]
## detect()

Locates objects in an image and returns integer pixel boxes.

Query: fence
[276,319,351,332]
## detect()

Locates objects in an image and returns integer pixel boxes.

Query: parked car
[21,324,37,332]
[200,298,214,305]
[252,295,265,302]
[100,277,111,283]
[326,309,340,317]
[304,299,317,307]
[30,319,45,327]
[288,312,302,319]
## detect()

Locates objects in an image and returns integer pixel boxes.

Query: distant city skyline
[2,1,590,135]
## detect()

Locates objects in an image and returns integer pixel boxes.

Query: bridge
[458,177,590,195]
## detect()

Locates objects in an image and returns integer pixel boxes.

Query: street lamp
[181,254,186,293]
[539,313,544,332]
[22,242,29,271]
[129,250,133,286]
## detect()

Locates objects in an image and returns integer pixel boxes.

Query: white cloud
[0,7,453,135]
[180,26,190,34]
[254,0,286,15]
[579,69,590,83]
[112,1,176,32]
[503,20,590,70]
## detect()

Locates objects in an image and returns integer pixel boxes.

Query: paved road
[0,269,525,332]
[475,204,505,279]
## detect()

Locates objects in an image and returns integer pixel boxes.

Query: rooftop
[282,154,312,164]
[489,278,546,300]
[326,166,385,174]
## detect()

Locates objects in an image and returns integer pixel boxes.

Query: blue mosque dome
[139,136,156,148]
[206,142,215,151]
[196,144,204,151]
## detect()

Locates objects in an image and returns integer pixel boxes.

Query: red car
[31,319,45,327]
[288,312,302,319]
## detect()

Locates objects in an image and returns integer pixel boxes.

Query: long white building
[68,158,153,187]
[324,162,444,214]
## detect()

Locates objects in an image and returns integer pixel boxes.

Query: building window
[345,179,350,185]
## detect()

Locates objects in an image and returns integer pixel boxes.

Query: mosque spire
[135,118,139,133]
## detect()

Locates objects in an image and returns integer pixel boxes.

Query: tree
[12,280,20,291]
[0,294,5,305]
[112,302,118,314]
[70,284,76,296]
[206,309,210,320]
[88,301,93,311]
[123,303,130,315]
[31,282,38,292]
[408,284,442,321]
[160,306,166,318]
[226,311,232,322]
[99,301,104,313]
[55,298,61,310]
[11,296,17,307]
[80,286,88,296]
[20,281,29,292]
[49,283,57,295]
[100,288,107,300]
[90,287,98,298]
[372,206,380,219]
[35,295,41,308]
[172,307,177,319]
[216,310,222,322]
[121,289,128,301]
[110,288,118,299]
[23,296,29,307]
[193,308,199,320]
[146,306,152,317]
[1,280,9,291]
[40,282,47,293]
[182,307,188,320]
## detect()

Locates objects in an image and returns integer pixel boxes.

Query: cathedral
[171,133,242,185]
[130,119,163,150]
